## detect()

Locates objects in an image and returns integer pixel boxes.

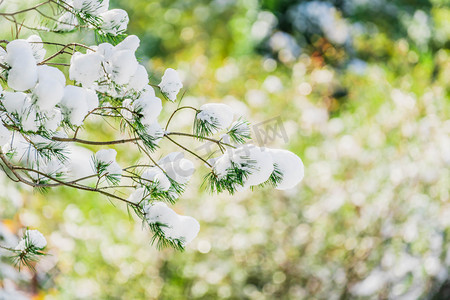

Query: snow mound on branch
[25,229,47,249]
[94,148,122,179]
[133,93,162,125]
[5,40,38,91]
[95,148,117,164]
[0,122,12,146]
[73,0,109,15]
[128,187,147,203]
[1,91,29,114]
[115,34,140,52]
[99,9,129,36]
[158,68,183,102]
[16,229,47,250]
[56,11,79,31]
[26,35,46,63]
[110,49,138,85]
[197,103,234,133]
[66,145,94,181]
[241,146,274,187]
[69,51,104,88]
[33,66,66,111]
[143,201,200,245]
[128,65,149,91]
[60,86,97,126]
[268,149,304,190]
[144,122,164,144]
[142,167,171,191]
[69,35,147,98]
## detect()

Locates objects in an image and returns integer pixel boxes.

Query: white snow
[73,0,109,15]
[128,187,146,203]
[1,92,29,114]
[197,103,234,133]
[5,40,38,91]
[37,65,66,86]
[99,9,129,36]
[128,64,149,91]
[142,167,171,191]
[25,229,47,249]
[95,149,122,179]
[133,93,162,125]
[34,66,66,111]
[66,145,95,181]
[143,201,200,245]
[84,89,99,112]
[69,51,104,88]
[0,122,12,146]
[95,148,117,164]
[97,42,115,62]
[109,49,138,85]
[115,35,140,52]
[212,154,232,179]
[268,148,304,190]
[158,68,183,102]
[144,122,164,143]
[241,146,274,187]
[21,106,39,132]
[41,109,63,132]
[60,86,90,126]
[56,11,79,31]
[26,35,46,63]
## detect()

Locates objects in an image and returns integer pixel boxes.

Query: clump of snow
[59,86,90,126]
[56,11,79,31]
[16,229,47,251]
[143,201,200,245]
[133,93,162,125]
[73,0,109,15]
[0,122,12,146]
[69,51,104,88]
[268,149,304,190]
[241,146,274,187]
[212,144,257,180]
[158,68,183,101]
[84,89,99,112]
[99,9,129,36]
[42,109,63,132]
[115,34,140,52]
[5,40,38,91]
[128,187,147,203]
[1,92,42,132]
[26,35,46,63]
[66,145,94,181]
[143,122,164,144]
[26,229,47,249]
[142,167,171,191]
[1,92,29,114]
[128,65,149,91]
[230,120,250,136]
[33,66,66,111]
[94,149,122,179]
[197,103,234,133]
[69,35,147,99]
[109,49,138,85]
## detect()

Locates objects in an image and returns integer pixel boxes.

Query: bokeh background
[0,0,449,299]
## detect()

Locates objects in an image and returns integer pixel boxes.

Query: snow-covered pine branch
[0,0,305,255]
